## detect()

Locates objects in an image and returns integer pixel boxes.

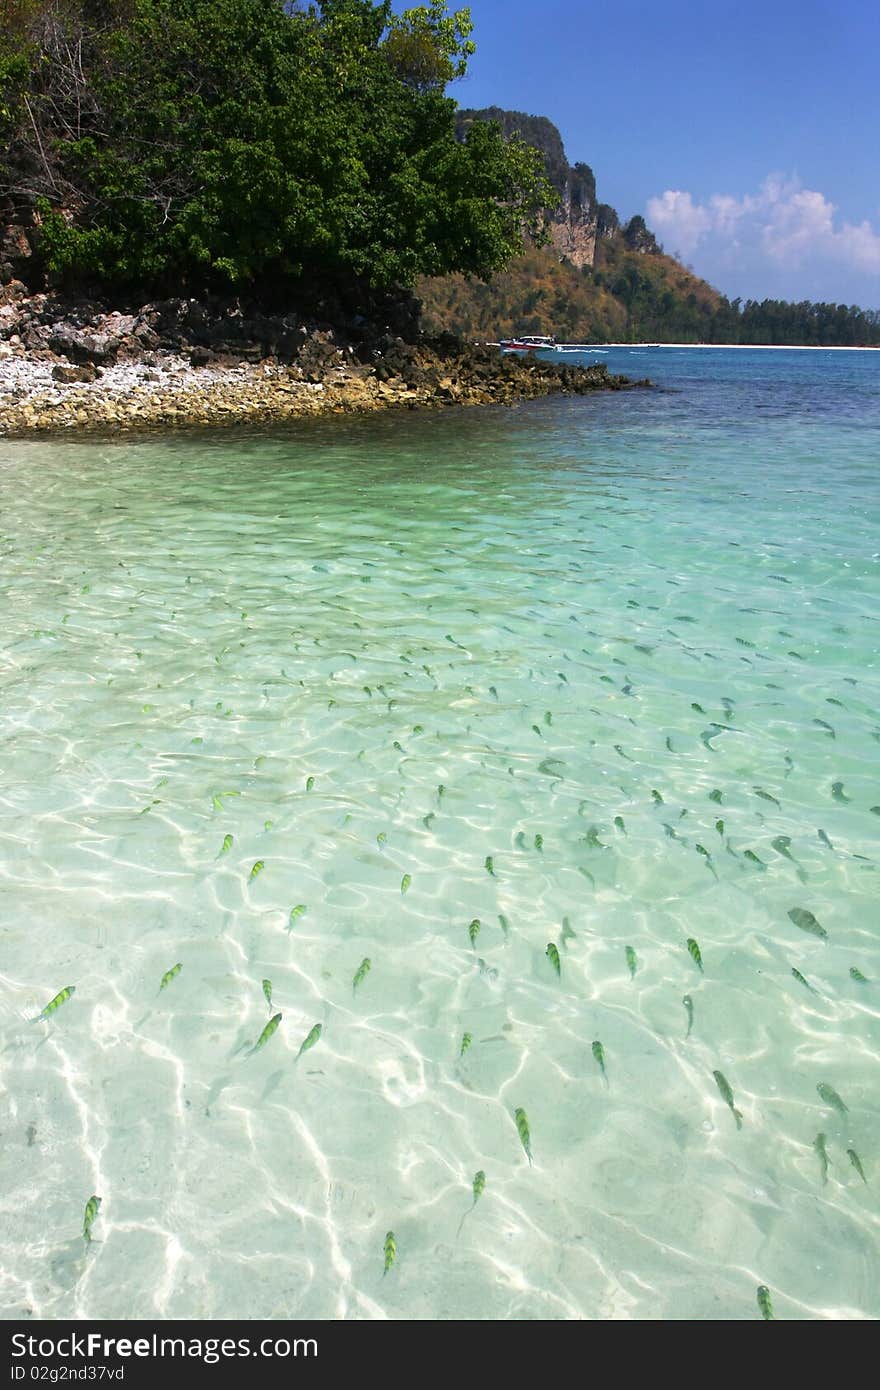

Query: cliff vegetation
[420,108,880,347]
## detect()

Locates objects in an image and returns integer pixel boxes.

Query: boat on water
[496,335,606,356]
[498,335,560,354]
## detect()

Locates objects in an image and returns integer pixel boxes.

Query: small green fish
[468,918,480,948]
[459,1032,473,1058]
[708,789,723,804]
[218,833,233,857]
[651,789,664,804]
[401,873,411,895]
[546,942,561,977]
[305,776,315,792]
[249,860,265,881]
[592,1039,608,1087]
[249,1012,282,1057]
[849,967,868,983]
[791,967,817,995]
[756,1285,774,1320]
[682,994,694,1039]
[83,1195,101,1243]
[814,1131,830,1184]
[816,1082,847,1115]
[159,963,182,992]
[34,985,76,1023]
[715,818,725,837]
[754,787,781,807]
[695,843,718,876]
[831,781,849,803]
[713,1070,743,1129]
[498,913,511,939]
[614,815,626,833]
[817,829,834,849]
[262,979,273,1009]
[383,1230,397,1276]
[211,789,240,812]
[686,938,704,972]
[771,835,795,861]
[514,1107,533,1165]
[485,855,495,876]
[377,832,387,848]
[743,850,766,870]
[847,1148,867,1183]
[297,1023,322,1059]
[352,958,371,992]
[457,1167,487,1235]
[534,833,544,851]
[288,904,306,930]
[625,945,637,980]
[788,908,827,940]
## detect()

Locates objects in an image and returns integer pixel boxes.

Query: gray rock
[49,328,121,365]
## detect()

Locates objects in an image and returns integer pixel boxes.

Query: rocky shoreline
[0,283,647,437]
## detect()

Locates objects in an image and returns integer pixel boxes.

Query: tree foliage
[382,1,475,91]
[0,0,551,293]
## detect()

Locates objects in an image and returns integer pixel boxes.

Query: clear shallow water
[1,347,878,1321]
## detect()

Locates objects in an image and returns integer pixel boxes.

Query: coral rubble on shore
[0,284,644,436]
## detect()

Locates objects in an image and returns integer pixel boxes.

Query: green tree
[2,0,551,294]
[382,1,475,91]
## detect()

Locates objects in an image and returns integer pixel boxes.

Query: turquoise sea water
[1,347,878,1320]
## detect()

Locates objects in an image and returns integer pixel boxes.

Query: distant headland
[1,5,873,437]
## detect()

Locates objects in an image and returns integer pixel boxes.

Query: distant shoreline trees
[600,253,880,344]
[419,243,880,348]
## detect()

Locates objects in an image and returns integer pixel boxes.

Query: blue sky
[443,0,880,307]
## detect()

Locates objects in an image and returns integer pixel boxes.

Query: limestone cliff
[456,108,600,269]
[547,161,597,269]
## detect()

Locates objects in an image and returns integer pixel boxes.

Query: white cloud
[644,190,710,256]
[645,176,880,302]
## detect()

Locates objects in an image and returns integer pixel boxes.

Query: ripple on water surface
[1,352,879,1319]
